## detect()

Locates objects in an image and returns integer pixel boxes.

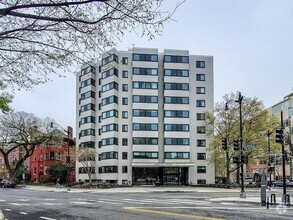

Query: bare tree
[0,111,62,180]
[75,147,96,183]
[0,0,183,89]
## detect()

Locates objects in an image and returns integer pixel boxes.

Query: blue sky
[10,0,293,131]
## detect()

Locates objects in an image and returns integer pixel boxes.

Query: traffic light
[241,155,248,164]
[284,151,289,162]
[66,156,71,163]
[269,155,275,164]
[233,157,240,164]
[275,128,283,144]
[268,167,275,173]
[233,139,239,151]
[222,138,228,150]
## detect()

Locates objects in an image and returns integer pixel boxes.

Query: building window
[196,113,205,120]
[98,166,118,173]
[80,78,95,88]
[133,81,158,89]
[133,54,158,62]
[164,69,189,77]
[133,109,158,117]
[80,128,95,137]
[102,95,118,106]
[101,109,118,119]
[197,179,206,184]
[80,141,96,148]
[133,95,158,103]
[133,137,158,145]
[80,116,95,125]
[196,74,205,81]
[196,61,205,68]
[101,123,118,133]
[101,67,118,79]
[133,123,158,131]
[122,84,128,92]
[196,100,206,107]
[197,139,206,147]
[133,152,158,159]
[44,166,48,175]
[80,91,95,100]
[164,83,189,91]
[197,126,206,134]
[197,166,206,173]
[122,125,128,132]
[79,167,95,174]
[80,65,96,76]
[122,70,128,78]
[164,110,189,118]
[164,55,189,63]
[164,138,189,145]
[101,138,118,147]
[100,151,118,160]
[80,103,95,113]
[196,87,205,94]
[197,153,206,160]
[122,57,128,64]
[102,54,118,66]
[133,68,158,75]
[122,138,128,146]
[165,152,190,159]
[122,97,128,105]
[122,152,128,160]
[49,152,54,160]
[164,96,189,104]
[122,166,128,173]
[34,156,37,162]
[102,81,118,93]
[164,124,189,132]
[122,111,128,119]
[33,167,37,175]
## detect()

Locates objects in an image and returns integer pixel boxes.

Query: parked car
[0,179,16,188]
[272,180,293,187]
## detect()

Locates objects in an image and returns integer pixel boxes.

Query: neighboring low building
[27,127,76,183]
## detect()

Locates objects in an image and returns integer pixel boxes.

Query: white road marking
[19,199,30,202]
[42,203,62,206]
[124,206,266,210]
[0,199,6,202]
[20,212,27,215]
[4,209,11,211]
[99,198,147,205]
[70,201,94,205]
[44,199,56,201]
[97,200,123,205]
[8,203,21,206]
[40,217,57,220]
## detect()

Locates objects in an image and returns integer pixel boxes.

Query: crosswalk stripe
[97,201,123,205]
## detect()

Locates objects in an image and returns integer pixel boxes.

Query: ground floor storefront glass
[132,167,189,186]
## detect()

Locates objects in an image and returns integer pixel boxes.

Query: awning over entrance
[131,162,194,167]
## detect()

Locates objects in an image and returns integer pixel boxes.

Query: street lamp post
[50,122,71,192]
[225,92,246,198]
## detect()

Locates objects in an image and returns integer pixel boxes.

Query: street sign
[243,144,256,152]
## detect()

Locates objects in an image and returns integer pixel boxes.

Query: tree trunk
[226,151,230,184]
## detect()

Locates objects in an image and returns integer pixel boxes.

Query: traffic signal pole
[280,111,287,200]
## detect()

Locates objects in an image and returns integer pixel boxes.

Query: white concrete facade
[76,47,215,185]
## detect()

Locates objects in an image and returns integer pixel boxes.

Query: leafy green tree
[47,163,67,183]
[205,92,280,183]
[0,82,13,113]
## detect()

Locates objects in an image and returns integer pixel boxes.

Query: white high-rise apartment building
[76,48,215,186]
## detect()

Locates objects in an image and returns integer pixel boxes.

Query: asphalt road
[1,187,293,220]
